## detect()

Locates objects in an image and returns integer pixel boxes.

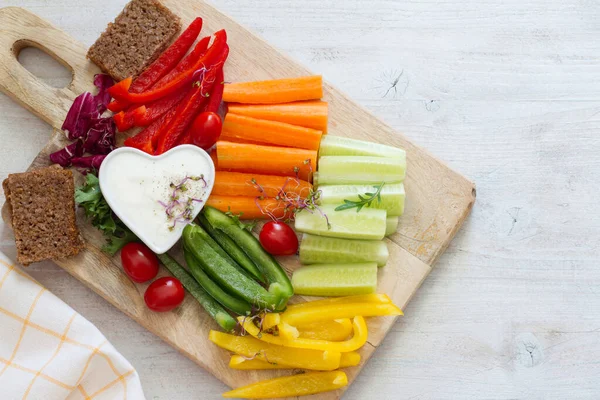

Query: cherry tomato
[259,221,299,256]
[144,277,185,312]
[190,112,222,149]
[120,242,159,283]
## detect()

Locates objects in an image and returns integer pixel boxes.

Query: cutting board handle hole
[14,40,73,89]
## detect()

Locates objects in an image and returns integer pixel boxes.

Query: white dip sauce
[99,145,215,254]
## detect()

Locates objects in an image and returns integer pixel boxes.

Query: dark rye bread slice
[87,0,181,81]
[2,166,84,266]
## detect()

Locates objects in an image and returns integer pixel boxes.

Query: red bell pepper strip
[112,35,210,117]
[107,99,129,113]
[129,18,203,93]
[155,45,229,154]
[202,68,225,114]
[108,77,133,101]
[132,87,189,127]
[151,35,210,90]
[109,35,210,114]
[123,130,154,154]
[109,19,203,112]
[110,30,227,104]
[179,67,225,145]
[113,111,128,130]
[113,105,146,132]
[124,107,179,154]
[107,77,133,114]
[154,82,211,154]
[178,131,193,146]
[108,28,208,113]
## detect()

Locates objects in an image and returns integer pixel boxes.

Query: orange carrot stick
[213,171,312,198]
[227,101,328,133]
[213,136,272,148]
[221,114,322,151]
[206,195,292,220]
[223,76,323,104]
[216,141,317,182]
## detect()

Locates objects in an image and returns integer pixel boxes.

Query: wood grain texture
[0,3,472,399]
[2,0,598,399]
[0,7,100,129]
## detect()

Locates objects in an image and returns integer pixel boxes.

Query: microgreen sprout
[192,62,225,96]
[262,351,276,365]
[245,174,330,229]
[249,178,264,194]
[159,175,207,230]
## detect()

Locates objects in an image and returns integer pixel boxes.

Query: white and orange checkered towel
[0,252,145,400]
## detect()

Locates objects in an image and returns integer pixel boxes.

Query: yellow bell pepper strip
[262,312,280,330]
[209,330,341,371]
[239,316,368,353]
[222,371,348,399]
[296,318,353,341]
[275,319,352,341]
[274,319,356,342]
[288,293,392,311]
[229,351,361,370]
[229,355,287,370]
[262,294,392,330]
[283,302,402,327]
[340,350,361,367]
[277,322,299,341]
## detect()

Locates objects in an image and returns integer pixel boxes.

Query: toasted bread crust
[87,0,181,81]
[3,166,84,266]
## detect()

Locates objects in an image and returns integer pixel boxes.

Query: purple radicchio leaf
[82,118,115,155]
[49,140,84,167]
[93,74,115,113]
[82,127,102,154]
[53,74,116,166]
[61,92,99,140]
[89,116,114,136]
[92,121,116,154]
[71,155,106,171]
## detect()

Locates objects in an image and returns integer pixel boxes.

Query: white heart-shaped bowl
[99,145,215,254]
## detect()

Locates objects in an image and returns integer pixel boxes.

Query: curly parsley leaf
[101,229,138,255]
[75,172,137,255]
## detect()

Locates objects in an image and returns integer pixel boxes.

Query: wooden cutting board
[0,4,475,399]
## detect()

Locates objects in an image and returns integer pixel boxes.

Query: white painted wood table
[1,0,599,398]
